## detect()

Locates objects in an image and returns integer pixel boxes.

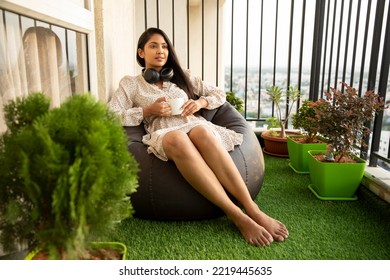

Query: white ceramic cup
[168,98,185,115]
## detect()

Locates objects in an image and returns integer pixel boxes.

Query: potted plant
[287,100,327,174]
[306,83,388,200]
[261,85,302,157]
[0,92,139,259]
[226,91,244,113]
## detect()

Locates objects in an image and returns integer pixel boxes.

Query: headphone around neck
[143,68,174,84]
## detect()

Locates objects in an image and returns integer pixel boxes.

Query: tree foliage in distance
[226,91,244,113]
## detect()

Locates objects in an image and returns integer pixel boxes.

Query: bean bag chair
[124,102,264,220]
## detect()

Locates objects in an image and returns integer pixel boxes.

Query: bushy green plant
[0,92,138,259]
[0,93,51,254]
[226,91,244,113]
[292,99,321,143]
[265,85,302,138]
[309,83,388,162]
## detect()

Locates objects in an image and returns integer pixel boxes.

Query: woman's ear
[137,48,144,58]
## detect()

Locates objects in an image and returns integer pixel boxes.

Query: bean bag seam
[149,157,157,216]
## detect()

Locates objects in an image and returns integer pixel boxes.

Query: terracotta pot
[261,130,300,158]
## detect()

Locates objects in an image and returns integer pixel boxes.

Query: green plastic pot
[307,150,366,201]
[25,241,127,260]
[287,135,327,174]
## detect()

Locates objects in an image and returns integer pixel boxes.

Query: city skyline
[223,0,379,73]
[224,66,389,168]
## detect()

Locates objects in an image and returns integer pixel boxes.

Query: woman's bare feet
[245,201,289,242]
[228,208,274,246]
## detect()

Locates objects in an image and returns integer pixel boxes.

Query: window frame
[0,0,98,96]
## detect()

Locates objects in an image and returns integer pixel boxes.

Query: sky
[223,0,316,69]
[223,0,378,71]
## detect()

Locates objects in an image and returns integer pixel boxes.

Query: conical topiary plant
[0,92,138,259]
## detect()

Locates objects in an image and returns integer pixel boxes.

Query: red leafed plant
[309,82,388,162]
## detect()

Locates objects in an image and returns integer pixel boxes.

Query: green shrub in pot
[306,83,388,200]
[0,92,138,259]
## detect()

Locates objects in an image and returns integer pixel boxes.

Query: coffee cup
[168,98,185,115]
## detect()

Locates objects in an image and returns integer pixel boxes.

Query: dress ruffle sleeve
[108,76,144,126]
[188,71,226,110]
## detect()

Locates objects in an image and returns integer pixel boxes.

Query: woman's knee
[189,126,218,148]
[162,130,191,155]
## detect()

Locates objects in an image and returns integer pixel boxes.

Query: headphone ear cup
[160,68,174,81]
[143,68,160,84]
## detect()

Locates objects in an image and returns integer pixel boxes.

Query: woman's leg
[187,126,288,242]
[162,130,273,246]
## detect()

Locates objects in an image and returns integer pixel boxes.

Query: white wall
[188,0,224,86]
[101,0,136,100]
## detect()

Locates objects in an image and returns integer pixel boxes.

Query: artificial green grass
[114,154,390,260]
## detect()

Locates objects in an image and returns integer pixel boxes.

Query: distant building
[379,131,389,158]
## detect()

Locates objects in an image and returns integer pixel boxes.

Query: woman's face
[138,33,169,71]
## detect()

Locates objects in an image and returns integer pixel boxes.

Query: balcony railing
[138,0,390,171]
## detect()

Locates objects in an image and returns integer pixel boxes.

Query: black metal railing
[2,1,388,168]
[310,0,390,167]
[139,0,389,169]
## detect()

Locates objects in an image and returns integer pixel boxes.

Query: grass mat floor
[115,154,390,260]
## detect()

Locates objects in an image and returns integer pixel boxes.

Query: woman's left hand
[181,99,206,116]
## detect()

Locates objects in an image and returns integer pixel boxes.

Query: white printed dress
[108,72,243,161]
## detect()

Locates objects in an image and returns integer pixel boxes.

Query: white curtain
[0,26,72,132]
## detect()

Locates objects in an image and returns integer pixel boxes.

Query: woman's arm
[109,77,173,124]
[189,72,226,110]
[108,78,144,126]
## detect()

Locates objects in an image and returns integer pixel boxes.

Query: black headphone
[143,68,174,84]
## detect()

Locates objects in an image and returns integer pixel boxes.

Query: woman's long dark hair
[136,28,196,99]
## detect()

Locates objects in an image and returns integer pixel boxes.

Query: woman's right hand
[142,97,171,117]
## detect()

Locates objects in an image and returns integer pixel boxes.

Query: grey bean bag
[124,102,264,220]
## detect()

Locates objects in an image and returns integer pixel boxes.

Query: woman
[109,28,288,246]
